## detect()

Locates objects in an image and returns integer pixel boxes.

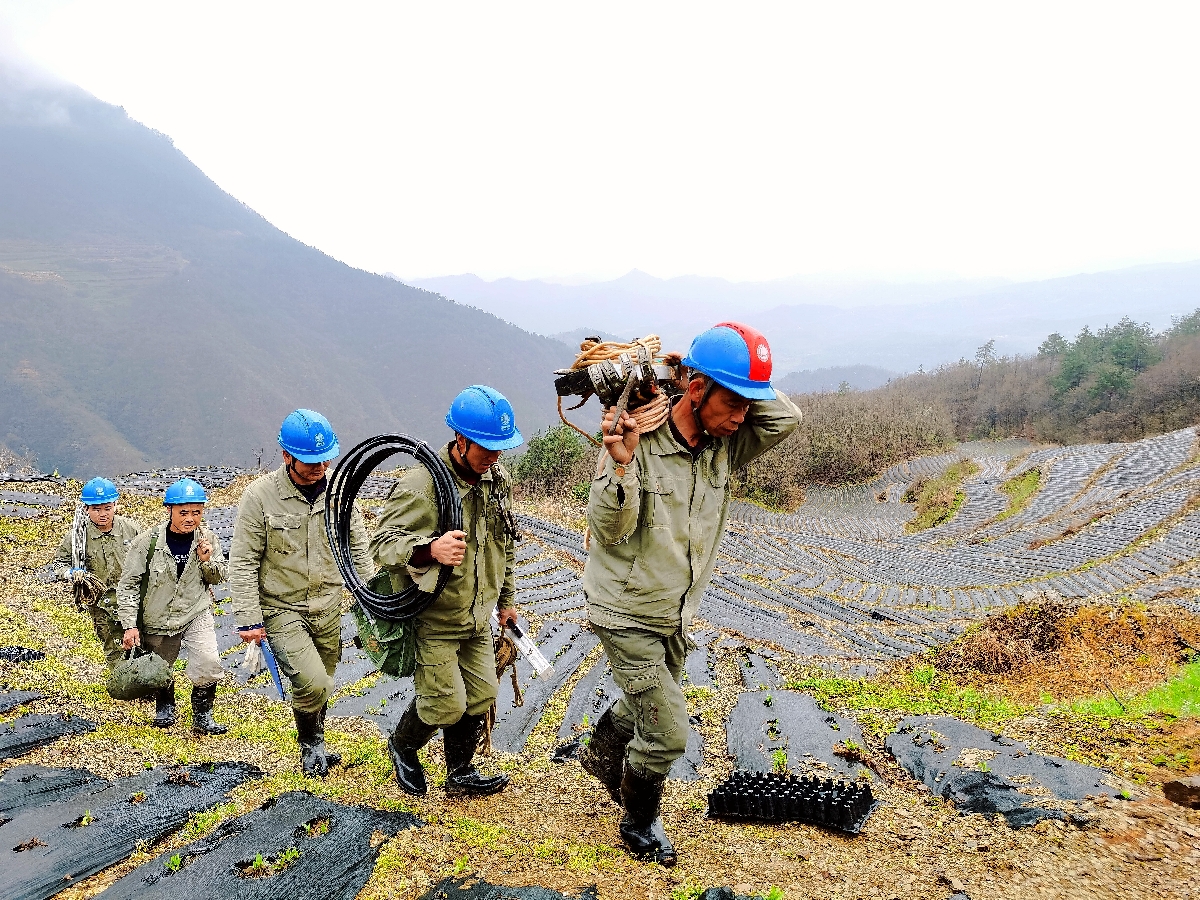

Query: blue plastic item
[278,409,341,463]
[162,478,207,506]
[682,322,776,400]
[444,385,523,450]
[260,639,286,700]
[80,478,119,505]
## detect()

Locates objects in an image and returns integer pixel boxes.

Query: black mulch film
[726,691,874,780]
[101,791,421,900]
[0,647,47,663]
[419,877,599,900]
[1,762,260,900]
[886,715,1121,827]
[0,690,44,714]
[0,714,96,761]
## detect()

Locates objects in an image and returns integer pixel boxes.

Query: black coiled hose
[325,434,462,621]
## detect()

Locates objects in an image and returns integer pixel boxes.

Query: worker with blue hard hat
[370,385,524,797]
[52,477,142,668]
[227,409,373,777]
[579,323,802,867]
[116,477,229,734]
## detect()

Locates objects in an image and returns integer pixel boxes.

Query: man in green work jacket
[228,409,373,778]
[580,323,802,866]
[117,477,228,734]
[370,385,523,797]
[52,477,142,668]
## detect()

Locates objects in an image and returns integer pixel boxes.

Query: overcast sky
[2,1,1199,284]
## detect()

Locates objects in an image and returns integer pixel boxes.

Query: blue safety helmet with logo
[445,385,524,451]
[80,477,119,505]
[278,409,341,463]
[163,477,208,506]
[681,321,776,401]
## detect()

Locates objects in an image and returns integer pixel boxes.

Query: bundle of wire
[325,434,463,621]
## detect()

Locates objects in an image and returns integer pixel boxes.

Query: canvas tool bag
[106,532,174,700]
[351,570,418,679]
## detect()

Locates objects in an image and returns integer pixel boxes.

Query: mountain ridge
[0,62,571,477]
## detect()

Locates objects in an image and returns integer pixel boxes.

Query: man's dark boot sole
[444,773,510,797]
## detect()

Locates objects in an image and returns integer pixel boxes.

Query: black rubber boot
[443,713,509,797]
[618,763,677,867]
[317,703,341,768]
[580,706,634,804]
[152,686,177,728]
[190,683,227,736]
[388,701,437,795]
[294,708,331,778]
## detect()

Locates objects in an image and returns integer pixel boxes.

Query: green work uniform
[53,515,142,667]
[227,465,372,713]
[584,394,802,774]
[115,522,228,686]
[369,445,516,727]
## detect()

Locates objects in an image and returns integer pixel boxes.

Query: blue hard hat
[445,385,524,451]
[682,321,776,401]
[80,477,119,505]
[163,478,207,506]
[278,409,340,463]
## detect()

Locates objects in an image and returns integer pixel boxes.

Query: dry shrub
[933,600,1200,703]
[734,389,955,508]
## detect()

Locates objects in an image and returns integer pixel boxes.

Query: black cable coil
[325,434,463,621]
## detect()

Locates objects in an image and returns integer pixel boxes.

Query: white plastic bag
[241,640,266,675]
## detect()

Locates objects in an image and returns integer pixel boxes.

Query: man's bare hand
[195,537,212,563]
[430,531,467,567]
[122,628,140,650]
[496,607,519,631]
[602,407,639,466]
[239,627,266,645]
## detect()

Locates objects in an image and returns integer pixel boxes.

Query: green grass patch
[1062,660,1200,719]
[994,467,1041,523]
[450,816,505,849]
[788,663,1027,733]
[904,460,980,533]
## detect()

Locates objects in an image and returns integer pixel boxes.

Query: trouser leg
[591,624,689,778]
[413,625,499,727]
[179,610,224,687]
[264,606,341,714]
[140,631,184,727]
[89,605,126,669]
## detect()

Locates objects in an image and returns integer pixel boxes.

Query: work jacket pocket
[640,476,673,530]
[266,514,303,555]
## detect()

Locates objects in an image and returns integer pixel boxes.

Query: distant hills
[0,63,571,477]
[409,264,1200,375]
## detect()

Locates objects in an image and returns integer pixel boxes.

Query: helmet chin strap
[691,378,718,437]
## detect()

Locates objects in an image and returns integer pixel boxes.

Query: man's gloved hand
[67,568,87,584]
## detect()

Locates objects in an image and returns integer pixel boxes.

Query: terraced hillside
[1,430,1199,900]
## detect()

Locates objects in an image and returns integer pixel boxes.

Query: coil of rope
[325,434,463,621]
[557,334,674,448]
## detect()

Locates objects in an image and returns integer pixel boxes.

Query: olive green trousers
[591,623,689,777]
[263,604,342,714]
[413,622,499,727]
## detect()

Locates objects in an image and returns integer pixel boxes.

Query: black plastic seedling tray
[707,770,879,834]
